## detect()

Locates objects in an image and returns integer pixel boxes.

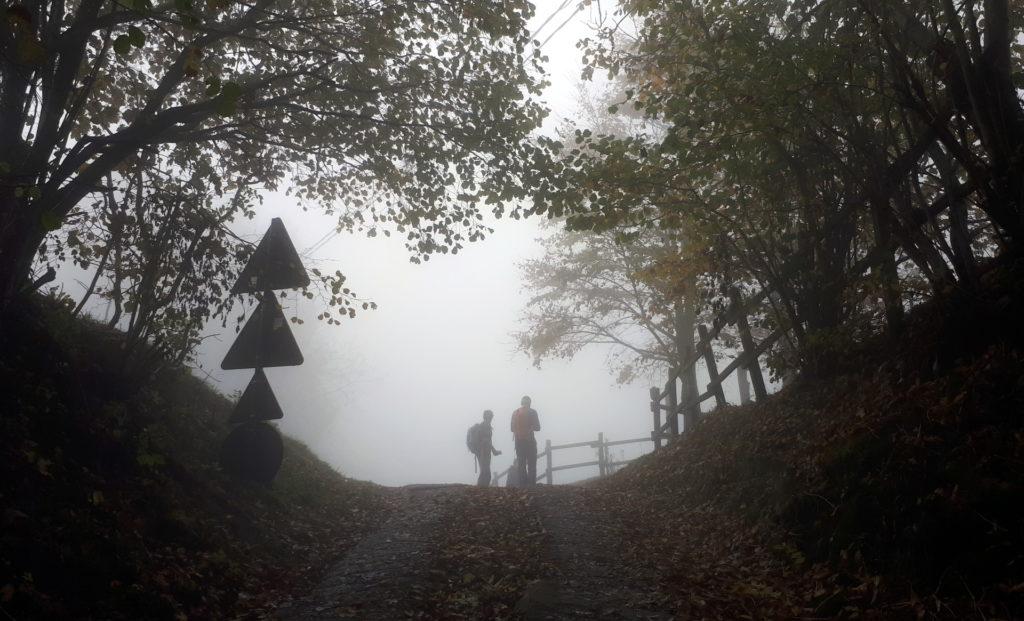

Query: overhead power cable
[301,229,339,258]
[540,7,581,48]
[539,3,584,49]
[532,0,573,40]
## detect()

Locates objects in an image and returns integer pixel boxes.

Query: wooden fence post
[597,432,606,477]
[666,376,679,437]
[730,288,768,401]
[649,386,662,451]
[545,439,553,485]
[737,365,751,404]
[697,323,727,411]
[674,302,700,435]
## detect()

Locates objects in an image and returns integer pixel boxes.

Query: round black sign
[220,421,284,483]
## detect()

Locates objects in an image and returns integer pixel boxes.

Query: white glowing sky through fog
[187,2,752,485]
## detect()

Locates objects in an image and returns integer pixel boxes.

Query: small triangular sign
[229,369,284,423]
[231,218,311,294]
[221,293,304,370]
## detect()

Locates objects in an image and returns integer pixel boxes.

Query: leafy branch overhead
[0,0,555,311]
[531,0,1024,376]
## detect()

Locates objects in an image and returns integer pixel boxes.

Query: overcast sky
[177,2,758,486]
[183,2,667,486]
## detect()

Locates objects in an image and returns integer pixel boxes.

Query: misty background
[66,1,752,485]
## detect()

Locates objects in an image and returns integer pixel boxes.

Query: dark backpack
[466,423,483,454]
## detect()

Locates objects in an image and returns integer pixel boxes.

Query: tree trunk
[674,301,699,433]
[737,365,751,405]
[870,199,905,335]
[0,193,47,322]
[979,0,1024,240]
[894,186,956,290]
[930,146,979,288]
[72,243,112,318]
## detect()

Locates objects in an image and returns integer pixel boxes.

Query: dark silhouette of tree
[532,0,1015,375]
[0,0,551,318]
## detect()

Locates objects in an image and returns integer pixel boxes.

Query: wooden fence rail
[493,433,652,485]
[650,286,782,449]
[492,288,786,484]
[648,181,961,446]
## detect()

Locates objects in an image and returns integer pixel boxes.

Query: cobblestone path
[275,485,672,620]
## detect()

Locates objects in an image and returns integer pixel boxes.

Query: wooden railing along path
[649,287,782,448]
[492,433,652,485]
[491,288,778,486]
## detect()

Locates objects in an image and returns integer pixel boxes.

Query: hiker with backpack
[511,395,541,486]
[467,410,502,487]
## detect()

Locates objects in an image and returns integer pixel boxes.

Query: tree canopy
[531,0,1023,376]
[0,0,552,315]
[517,223,723,383]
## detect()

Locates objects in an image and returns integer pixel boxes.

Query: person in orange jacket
[510,395,541,485]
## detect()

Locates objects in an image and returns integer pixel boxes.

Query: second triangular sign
[221,293,304,370]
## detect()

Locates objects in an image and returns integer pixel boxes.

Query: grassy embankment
[0,299,396,619]
[597,255,1024,619]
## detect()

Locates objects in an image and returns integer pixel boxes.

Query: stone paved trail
[275,485,461,620]
[275,485,673,620]
[513,487,672,620]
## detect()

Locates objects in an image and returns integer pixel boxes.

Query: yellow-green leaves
[214,81,243,115]
[183,46,202,77]
[114,26,145,56]
[40,211,61,232]
[204,76,221,97]
[7,4,46,65]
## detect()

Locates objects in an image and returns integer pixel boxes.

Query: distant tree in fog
[515,223,721,400]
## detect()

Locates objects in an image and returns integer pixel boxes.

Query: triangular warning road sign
[229,369,284,423]
[231,218,311,294]
[221,293,304,369]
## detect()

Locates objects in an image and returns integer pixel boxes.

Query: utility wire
[532,0,572,40]
[539,3,583,49]
[301,229,341,258]
[307,231,340,257]
[301,229,334,256]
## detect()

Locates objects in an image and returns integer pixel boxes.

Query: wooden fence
[492,433,652,485]
[649,286,783,448]
[489,288,784,486]
[491,288,779,485]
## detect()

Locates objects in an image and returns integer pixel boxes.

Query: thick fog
[186,3,667,486]
[61,2,754,486]
[193,212,654,485]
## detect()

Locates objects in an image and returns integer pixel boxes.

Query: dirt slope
[594,259,1024,619]
[0,300,397,619]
